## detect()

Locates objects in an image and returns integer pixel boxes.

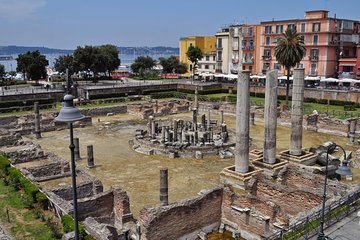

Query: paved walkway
[311,210,360,240]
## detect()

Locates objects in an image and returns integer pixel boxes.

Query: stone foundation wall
[51,175,103,201]
[81,105,127,117]
[77,190,116,221]
[25,161,70,178]
[139,187,223,240]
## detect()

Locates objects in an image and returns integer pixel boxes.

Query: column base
[251,154,288,178]
[220,165,262,190]
[278,149,317,165]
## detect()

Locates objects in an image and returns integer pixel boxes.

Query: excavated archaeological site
[1,70,360,240]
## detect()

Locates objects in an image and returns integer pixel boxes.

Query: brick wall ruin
[139,187,223,240]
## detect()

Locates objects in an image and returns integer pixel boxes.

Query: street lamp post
[317,143,352,240]
[55,94,85,240]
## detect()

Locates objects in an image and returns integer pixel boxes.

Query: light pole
[55,94,85,240]
[317,143,352,240]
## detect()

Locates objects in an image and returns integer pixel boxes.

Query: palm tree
[275,28,306,108]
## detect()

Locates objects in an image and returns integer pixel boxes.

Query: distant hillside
[0,45,179,56]
[0,46,73,55]
[118,46,179,55]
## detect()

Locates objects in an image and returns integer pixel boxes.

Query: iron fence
[266,189,360,240]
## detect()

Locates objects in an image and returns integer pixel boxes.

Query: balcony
[215,44,223,49]
[309,55,319,61]
[242,32,254,37]
[309,71,318,76]
[262,56,272,61]
[242,59,254,64]
[242,46,254,51]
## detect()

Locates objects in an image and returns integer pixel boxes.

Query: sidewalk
[311,210,360,240]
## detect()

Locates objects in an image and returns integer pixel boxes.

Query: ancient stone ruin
[130,109,234,158]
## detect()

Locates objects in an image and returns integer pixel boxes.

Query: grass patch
[0,181,60,239]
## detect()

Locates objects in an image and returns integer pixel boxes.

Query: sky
[0,0,359,49]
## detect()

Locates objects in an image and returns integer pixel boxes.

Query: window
[263,63,270,70]
[213,56,216,61]
[265,25,272,34]
[274,63,281,70]
[310,63,317,75]
[298,63,304,68]
[217,51,222,61]
[206,56,210,61]
[300,35,305,43]
[301,23,306,33]
[249,40,254,50]
[343,66,353,72]
[217,38,222,48]
[205,65,209,69]
[288,24,296,31]
[313,35,318,45]
[266,36,270,45]
[190,43,193,47]
[276,25,283,34]
[312,22,321,32]
[310,49,319,60]
[264,49,271,56]
[248,27,253,36]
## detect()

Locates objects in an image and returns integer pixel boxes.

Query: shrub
[36,192,49,209]
[8,168,22,190]
[61,214,87,238]
[61,214,74,233]
[344,105,356,111]
[0,155,10,176]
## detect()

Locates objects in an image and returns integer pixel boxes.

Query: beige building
[179,36,216,77]
[215,24,261,75]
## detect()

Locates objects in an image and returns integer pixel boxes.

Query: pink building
[259,10,360,78]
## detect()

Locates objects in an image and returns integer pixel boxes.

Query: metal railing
[265,189,360,240]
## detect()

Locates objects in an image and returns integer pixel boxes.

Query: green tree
[54,54,75,74]
[186,45,203,80]
[131,56,155,76]
[275,28,306,108]
[0,64,4,79]
[73,45,100,77]
[16,51,48,83]
[159,56,187,75]
[175,62,187,74]
[99,44,121,77]
[159,56,179,73]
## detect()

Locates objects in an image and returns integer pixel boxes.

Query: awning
[214,74,227,78]
[250,75,266,79]
[339,78,360,83]
[226,74,238,79]
[320,78,339,83]
[278,76,293,80]
[305,76,320,81]
[339,64,356,66]
[199,72,214,77]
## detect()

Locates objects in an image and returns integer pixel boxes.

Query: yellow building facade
[179,36,216,77]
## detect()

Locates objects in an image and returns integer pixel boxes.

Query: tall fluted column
[263,70,278,164]
[235,70,250,173]
[290,68,305,156]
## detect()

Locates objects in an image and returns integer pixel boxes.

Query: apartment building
[215,24,261,75]
[179,36,216,77]
[260,10,360,78]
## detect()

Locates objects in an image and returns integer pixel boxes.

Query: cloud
[0,0,46,21]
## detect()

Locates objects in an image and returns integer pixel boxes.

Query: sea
[0,53,177,72]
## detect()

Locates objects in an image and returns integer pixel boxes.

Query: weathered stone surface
[139,187,223,240]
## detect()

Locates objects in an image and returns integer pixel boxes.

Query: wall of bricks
[139,187,223,240]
